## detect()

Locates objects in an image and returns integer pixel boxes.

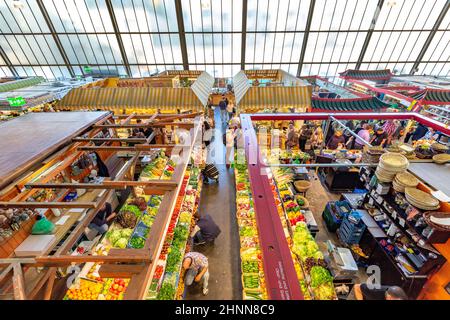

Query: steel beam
[330,116,372,147]
[105,0,132,76]
[174,0,189,70]
[297,0,316,77]
[0,45,18,77]
[356,0,384,69]
[248,112,450,136]
[241,0,248,70]
[410,1,450,74]
[36,0,75,78]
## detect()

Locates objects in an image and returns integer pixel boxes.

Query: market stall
[238,111,450,300]
[55,72,214,114]
[233,70,312,114]
[0,112,204,300]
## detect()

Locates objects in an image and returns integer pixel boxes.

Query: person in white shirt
[225,127,237,168]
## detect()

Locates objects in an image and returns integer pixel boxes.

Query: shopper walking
[182,252,209,296]
[219,96,228,126]
[226,101,234,126]
[225,127,236,169]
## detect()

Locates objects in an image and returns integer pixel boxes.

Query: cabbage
[313,284,335,300]
[314,251,324,260]
[120,228,133,239]
[107,230,122,245]
[114,238,128,249]
[310,266,333,288]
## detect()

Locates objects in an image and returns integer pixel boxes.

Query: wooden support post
[12,263,26,300]
[120,113,136,125]
[43,268,57,300]
[97,264,145,279]
[35,254,151,266]
[77,145,175,152]
[25,180,177,190]
[73,137,147,143]
[0,202,97,209]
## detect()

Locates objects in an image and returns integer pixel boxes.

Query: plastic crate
[337,212,366,244]
[322,201,352,232]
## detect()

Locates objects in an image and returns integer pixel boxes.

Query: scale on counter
[327,240,358,272]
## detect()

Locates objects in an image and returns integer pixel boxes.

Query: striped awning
[409,89,450,105]
[339,69,393,81]
[312,97,390,112]
[191,72,215,107]
[159,70,202,78]
[238,86,312,111]
[233,70,251,106]
[55,87,204,112]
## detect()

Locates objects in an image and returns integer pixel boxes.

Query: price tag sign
[7,96,26,107]
[392,211,397,220]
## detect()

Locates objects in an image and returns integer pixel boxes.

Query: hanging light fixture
[386,0,397,8]
[201,0,210,10]
[13,0,24,9]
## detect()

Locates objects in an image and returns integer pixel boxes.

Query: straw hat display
[405,187,440,211]
[375,153,409,183]
[392,172,420,192]
[432,153,450,164]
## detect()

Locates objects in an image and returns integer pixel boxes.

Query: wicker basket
[294,180,312,193]
[423,212,450,231]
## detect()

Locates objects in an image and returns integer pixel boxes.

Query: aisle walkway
[185,108,241,300]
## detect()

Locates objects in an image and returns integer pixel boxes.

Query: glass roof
[0,0,448,79]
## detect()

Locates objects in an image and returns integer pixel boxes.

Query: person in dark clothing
[370,127,388,147]
[93,152,110,177]
[354,284,408,300]
[135,118,153,139]
[298,124,313,152]
[89,202,116,234]
[219,96,228,125]
[411,123,428,142]
[192,214,221,245]
[326,130,346,150]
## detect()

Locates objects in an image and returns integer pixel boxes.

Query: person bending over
[89,202,116,234]
[192,214,221,245]
[182,252,209,296]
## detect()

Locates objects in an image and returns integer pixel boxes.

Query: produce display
[105,228,133,249]
[235,162,268,300]
[64,151,176,300]
[269,161,336,300]
[146,165,202,300]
